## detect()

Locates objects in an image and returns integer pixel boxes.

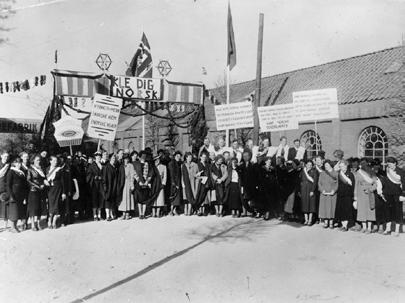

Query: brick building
[206,46,405,164]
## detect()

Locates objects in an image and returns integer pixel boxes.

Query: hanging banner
[293,88,339,122]
[87,94,122,141]
[258,104,298,132]
[214,101,254,131]
[110,75,162,100]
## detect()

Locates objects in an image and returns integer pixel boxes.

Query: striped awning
[52,69,204,105]
[52,69,110,97]
[163,80,204,104]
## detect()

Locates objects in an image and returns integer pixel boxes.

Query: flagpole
[253,13,264,146]
[142,102,146,150]
[226,65,230,147]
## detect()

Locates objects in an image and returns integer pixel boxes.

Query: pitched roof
[208,46,405,109]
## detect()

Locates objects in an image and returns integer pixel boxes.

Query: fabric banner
[163,80,204,104]
[293,88,339,122]
[214,101,254,131]
[258,104,298,132]
[52,69,110,97]
[87,94,122,141]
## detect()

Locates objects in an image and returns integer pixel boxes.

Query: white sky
[1,0,405,119]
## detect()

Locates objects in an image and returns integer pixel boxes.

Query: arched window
[358,126,388,162]
[300,130,322,159]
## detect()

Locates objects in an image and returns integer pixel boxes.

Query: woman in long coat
[318,160,338,228]
[118,154,136,219]
[103,154,119,221]
[384,157,404,236]
[86,151,104,221]
[335,160,355,231]
[211,155,228,217]
[195,152,211,216]
[0,151,10,225]
[300,159,318,225]
[182,152,198,216]
[258,157,279,220]
[354,159,376,233]
[19,151,30,230]
[152,156,166,218]
[6,158,27,233]
[225,158,243,217]
[27,155,46,231]
[45,155,65,229]
[167,151,182,216]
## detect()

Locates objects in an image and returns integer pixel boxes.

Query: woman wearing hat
[102,153,119,221]
[152,155,167,218]
[27,155,46,231]
[168,151,182,216]
[118,153,136,219]
[133,150,154,219]
[6,157,27,233]
[86,151,105,221]
[211,154,228,217]
[45,155,65,229]
[182,152,198,216]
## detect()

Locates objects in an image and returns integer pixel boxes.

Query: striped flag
[126,33,153,78]
[163,80,204,104]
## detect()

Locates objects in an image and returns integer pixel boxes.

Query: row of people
[0,136,403,236]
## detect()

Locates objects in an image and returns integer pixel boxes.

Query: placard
[87,94,122,141]
[293,88,339,122]
[258,104,298,132]
[214,101,254,131]
[111,75,162,100]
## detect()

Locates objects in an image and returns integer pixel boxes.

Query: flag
[126,33,153,78]
[227,2,236,70]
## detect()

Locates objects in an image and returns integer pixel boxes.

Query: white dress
[154,164,167,207]
[118,164,135,212]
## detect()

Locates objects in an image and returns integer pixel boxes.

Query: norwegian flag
[126,33,153,78]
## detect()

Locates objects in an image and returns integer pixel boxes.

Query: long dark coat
[102,163,119,208]
[168,160,182,206]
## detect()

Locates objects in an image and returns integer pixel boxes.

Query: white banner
[258,104,298,132]
[293,88,339,122]
[87,94,122,141]
[62,96,93,113]
[111,75,162,100]
[214,101,254,131]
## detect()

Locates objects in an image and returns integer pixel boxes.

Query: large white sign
[293,88,339,122]
[258,104,298,132]
[111,75,162,100]
[87,94,122,141]
[214,101,254,131]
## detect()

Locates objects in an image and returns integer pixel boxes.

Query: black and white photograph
[0,0,405,302]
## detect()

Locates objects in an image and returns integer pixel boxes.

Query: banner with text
[214,101,254,131]
[258,104,298,132]
[293,88,338,122]
[87,94,122,141]
[110,76,162,100]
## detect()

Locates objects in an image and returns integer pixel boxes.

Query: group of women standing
[0,137,404,237]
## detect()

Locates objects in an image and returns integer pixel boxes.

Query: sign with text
[62,96,93,113]
[258,104,298,132]
[214,101,254,131]
[111,75,162,100]
[87,94,122,141]
[293,88,339,122]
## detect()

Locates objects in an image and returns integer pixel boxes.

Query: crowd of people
[0,135,404,236]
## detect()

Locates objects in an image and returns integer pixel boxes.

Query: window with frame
[300,130,322,159]
[358,126,388,163]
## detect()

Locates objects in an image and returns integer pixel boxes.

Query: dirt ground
[0,216,404,303]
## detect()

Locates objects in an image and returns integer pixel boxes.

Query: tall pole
[142,102,146,150]
[253,13,264,146]
[226,65,230,147]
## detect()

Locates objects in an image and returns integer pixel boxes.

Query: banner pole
[97,139,101,151]
[69,143,73,156]
[142,102,146,150]
[226,65,230,147]
[314,120,318,155]
[253,13,264,146]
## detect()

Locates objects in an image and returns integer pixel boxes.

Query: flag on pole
[227,2,236,70]
[55,50,58,64]
[126,33,153,78]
